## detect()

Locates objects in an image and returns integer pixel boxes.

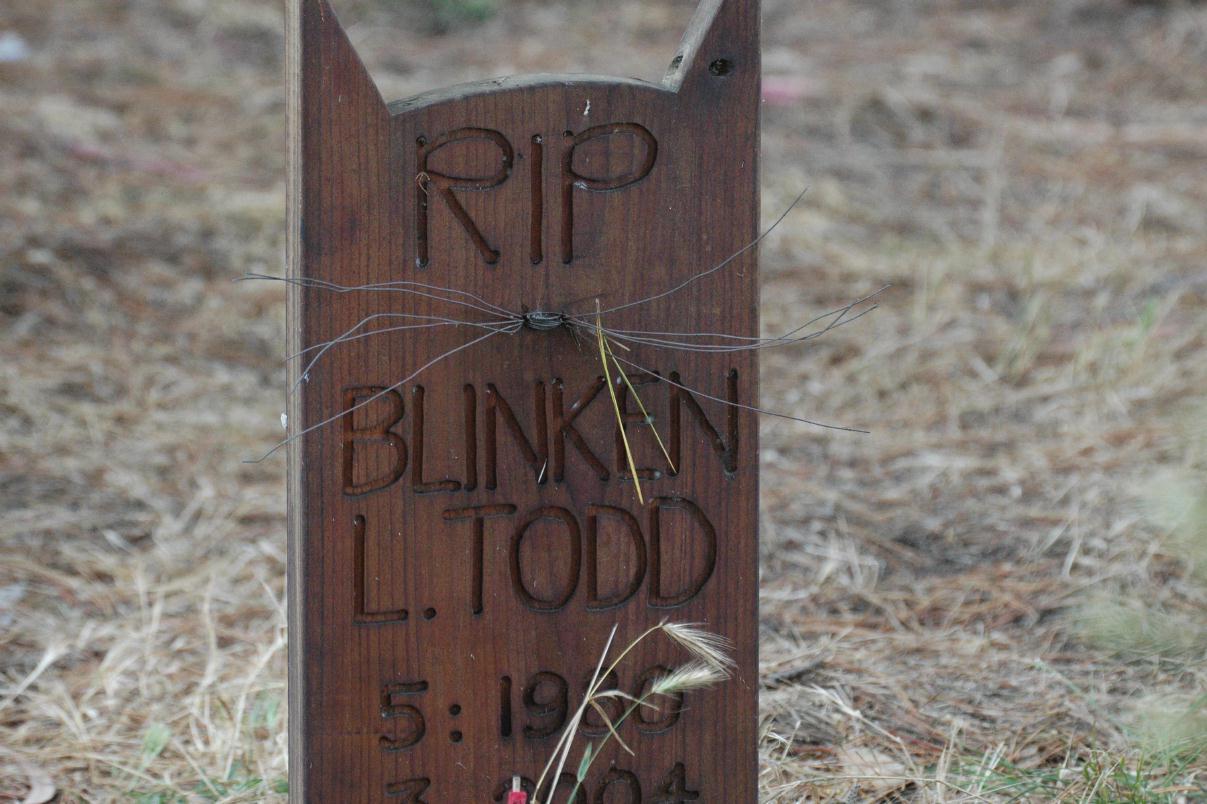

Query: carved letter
[648,498,717,608]
[585,505,646,611]
[380,680,428,752]
[651,763,700,803]
[385,777,431,801]
[579,668,621,738]
[353,515,408,625]
[417,127,513,267]
[561,123,657,263]
[530,134,545,265]
[342,387,407,496]
[521,671,569,739]
[511,507,581,611]
[614,369,666,480]
[543,774,585,804]
[444,505,518,615]
[485,383,548,490]
[411,386,461,494]
[634,664,683,733]
[594,768,641,803]
[669,369,739,475]
[463,384,478,491]
[552,377,609,482]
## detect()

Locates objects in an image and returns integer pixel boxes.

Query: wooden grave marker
[286,0,760,799]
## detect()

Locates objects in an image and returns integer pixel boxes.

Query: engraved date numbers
[492,762,701,803]
[498,667,683,742]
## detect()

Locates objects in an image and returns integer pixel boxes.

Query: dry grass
[1,0,1205,801]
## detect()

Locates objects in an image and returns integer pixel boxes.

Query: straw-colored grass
[531,622,733,804]
[1,0,1205,801]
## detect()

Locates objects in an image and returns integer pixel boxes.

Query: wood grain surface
[286,0,760,799]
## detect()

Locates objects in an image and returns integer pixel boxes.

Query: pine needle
[597,302,645,505]
[603,335,676,474]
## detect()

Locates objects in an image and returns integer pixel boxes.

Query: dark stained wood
[286,0,761,799]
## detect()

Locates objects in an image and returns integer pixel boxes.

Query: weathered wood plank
[287,1,760,799]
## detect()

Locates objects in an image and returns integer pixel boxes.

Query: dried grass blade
[588,699,635,756]
[533,625,618,804]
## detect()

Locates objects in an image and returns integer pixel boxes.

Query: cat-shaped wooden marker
[286,1,760,799]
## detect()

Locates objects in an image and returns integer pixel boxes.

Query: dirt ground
[1,0,1205,801]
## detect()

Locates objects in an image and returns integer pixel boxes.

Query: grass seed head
[650,661,730,697]
[659,622,736,671]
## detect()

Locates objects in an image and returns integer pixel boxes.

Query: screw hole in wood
[709,58,733,76]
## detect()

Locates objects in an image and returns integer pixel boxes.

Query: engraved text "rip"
[416,124,657,267]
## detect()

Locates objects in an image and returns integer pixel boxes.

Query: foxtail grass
[531,621,733,804]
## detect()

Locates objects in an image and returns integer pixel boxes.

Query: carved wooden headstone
[286,0,760,799]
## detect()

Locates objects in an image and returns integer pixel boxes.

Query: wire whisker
[241,272,516,316]
[246,190,885,458]
[607,351,870,434]
[569,317,859,352]
[240,273,521,320]
[566,303,877,354]
[290,315,516,395]
[289,314,515,361]
[350,280,517,318]
[586,286,888,346]
[756,285,889,342]
[584,187,810,317]
[245,325,520,464]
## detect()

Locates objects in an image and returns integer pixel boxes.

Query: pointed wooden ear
[288,0,394,291]
[292,0,387,117]
[663,0,760,99]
